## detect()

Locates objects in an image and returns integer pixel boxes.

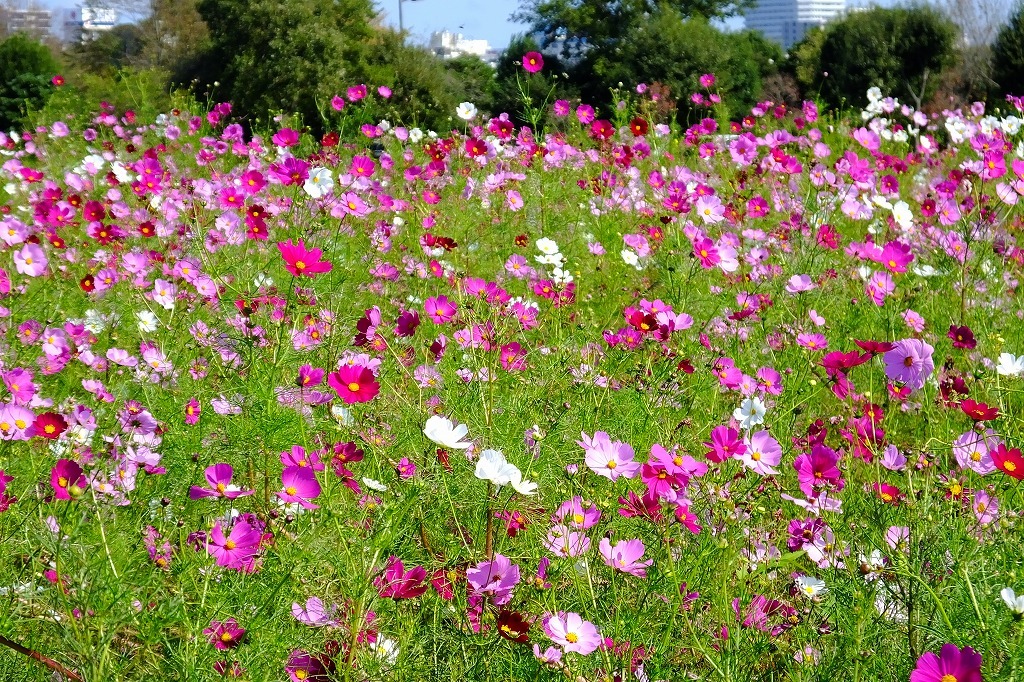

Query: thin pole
[398,0,403,34]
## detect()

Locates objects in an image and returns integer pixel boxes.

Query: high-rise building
[2,2,53,38]
[744,0,846,49]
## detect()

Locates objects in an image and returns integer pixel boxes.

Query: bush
[992,1,1024,100]
[810,6,957,111]
[0,33,60,130]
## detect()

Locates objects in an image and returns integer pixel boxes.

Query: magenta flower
[704,425,746,463]
[522,51,544,73]
[578,430,639,480]
[50,459,86,500]
[883,339,934,391]
[184,397,200,425]
[599,538,653,577]
[327,364,379,404]
[285,649,330,682]
[207,519,262,571]
[909,643,982,682]
[546,612,601,655]
[467,554,521,605]
[375,556,428,599]
[276,239,333,278]
[424,295,457,324]
[189,463,254,500]
[543,525,591,557]
[280,445,325,471]
[276,466,321,509]
[793,444,843,497]
[203,618,246,649]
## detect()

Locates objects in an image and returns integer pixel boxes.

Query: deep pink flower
[51,459,85,500]
[327,365,379,404]
[276,466,321,509]
[522,51,544,73]
[375,556,428,599]
[189,463,254,500]
[909,643,982,682]
[207,519,262,571]
[203,618,246,650]
[467,554,521,605]
[276,239,333,278]
[424,295,457,324]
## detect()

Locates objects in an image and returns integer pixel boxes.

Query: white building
[744,0,846,49]
[61,3,117,43]
[2,2,53,38]
[429,31,493,60]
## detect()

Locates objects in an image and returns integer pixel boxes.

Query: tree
[597,10,768,121]
[67,24,146,74]
[811,6,957,110]
[0,33,59,129]
[514,0,754,104]
[993,1,1024,99]
[193,0,376,131]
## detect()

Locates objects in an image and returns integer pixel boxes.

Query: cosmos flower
[189,463,254,500]
[883,339,934,392]
[423,415,472,449]
[599,538,653,577]
[909,644,982,682]
[327,365,379,404]
[546,612,601,655]
[276,239,333,278]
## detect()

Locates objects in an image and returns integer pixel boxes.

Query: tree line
[4,0,1024,132]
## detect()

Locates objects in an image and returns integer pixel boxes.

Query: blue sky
[376,0,528,48]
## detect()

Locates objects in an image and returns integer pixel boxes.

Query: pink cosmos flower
[207,519,262,571]
[292,597,340,627]
[546,612,601,655]
[327,364,379,404]
[51,459,85,500]
[578,430,639,480]
[203,618,246,649]
[276,465,321,509]
[13,243,46,277]
[704,425,746,462]
[285,649,330,682]
[793,444,842,497]
[883,339,934,391]
[375,556,428,599]
[276,239,333,278]
[909,643,982,682]
[467,554,521,605]
[599,537,653,577]
[740,430,782,476]
[424,295,457,324]
[189,463,254,500]
[553,496,602,529]
[522,51,544,73]
[543,524,591,557]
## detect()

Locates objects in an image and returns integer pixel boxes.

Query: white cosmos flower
[423,415,472,450]
[408,128,424,144]
[535,237,560,255]
[456,102,478,121]
[996,352,1024,377]
[474,449,520,486]
[303,167,334,199]
[368,636,399,664]
[507,468,538,496]
[733,397,766,430]
[137,310,159,333]
[1001,587,1024,616]
[362,477,387,492]
[795,575,827,599]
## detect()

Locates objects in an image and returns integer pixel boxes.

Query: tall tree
[194,0,376,130]
[0,33,59,129]
[992,1,1024,99]
[812,6,956,110]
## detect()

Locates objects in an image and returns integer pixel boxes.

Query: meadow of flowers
[1,60,1024,681]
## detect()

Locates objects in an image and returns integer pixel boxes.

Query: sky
[375,0,527,48]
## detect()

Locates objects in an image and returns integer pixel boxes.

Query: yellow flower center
[224,540,236,550]
[216,483,226,493]
[285,486,297,496]
[607,460,617,469]
[295,260,306,270]
[573,513,584,524]
[347,382,360,392]
[1007,461,1018,472]
[941,676,957,682]
[751,451,762,461]
[566,632,578,644]
[220,632,233,642]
